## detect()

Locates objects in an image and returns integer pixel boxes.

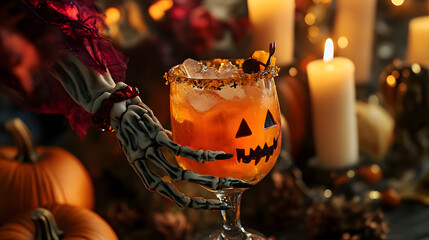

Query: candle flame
[323,38,334,62]
[391,0,404,6]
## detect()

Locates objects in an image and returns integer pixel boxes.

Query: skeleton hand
[49,52,252,210]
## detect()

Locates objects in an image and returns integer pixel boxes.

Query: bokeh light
[323,189,332,198]
[369,191,381,200]
[386,75,397,87]
[308,26,321,43]
[105,7,121,25]
[399,82,407,92]
[305,13,316,25]
[411,63,421,74]
[337,36,348,49]
[149,0,173,21]
[289,67,298,77]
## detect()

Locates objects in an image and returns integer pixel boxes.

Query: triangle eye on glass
[264,109,277,129]
[236,110,278,138]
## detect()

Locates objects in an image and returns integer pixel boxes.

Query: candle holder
[297,152,387,201]
[379,59,429,178]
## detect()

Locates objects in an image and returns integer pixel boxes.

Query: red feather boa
[0,0,128,136]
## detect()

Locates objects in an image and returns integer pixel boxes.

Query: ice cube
[218,85,245,100]
[219,69,241,78]
[187,90,220,112]
[218,62,234,73]
[218,62,240,78]
[183,58,204,78]
[199,67,221,79]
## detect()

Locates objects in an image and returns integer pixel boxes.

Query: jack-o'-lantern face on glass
[235,109,280,166]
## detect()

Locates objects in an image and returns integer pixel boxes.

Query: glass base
[205,228,267,240]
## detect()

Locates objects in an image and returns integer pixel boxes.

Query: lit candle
[333,0,377,84]
[307,39,358,168]
[406,16,429,67]
[247,0,295,66]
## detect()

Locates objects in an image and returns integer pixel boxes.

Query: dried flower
[265,170,304,228]
[153,211,193,240]
[306,196,388,240]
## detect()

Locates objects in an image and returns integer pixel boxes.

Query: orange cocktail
[167,59,281,184]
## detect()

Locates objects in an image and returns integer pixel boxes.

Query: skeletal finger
[187,197,229,210]
[155,130,232,162]
[136,110,163,139]
[177,146,233,162]
[181,171,253,189]
[145,147,253,190]
[132,159,229,210]
[165,129,173,139]
[139,102,161,124]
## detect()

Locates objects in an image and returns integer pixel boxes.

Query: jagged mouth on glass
[236,137,278,166]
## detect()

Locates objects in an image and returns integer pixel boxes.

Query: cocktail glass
[167,58,281,240]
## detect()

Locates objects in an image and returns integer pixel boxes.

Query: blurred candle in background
[333,0,377,85]
[307,39,358,169]
[247,0,295,66]
[406,16,429,67]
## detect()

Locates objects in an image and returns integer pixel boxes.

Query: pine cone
[153,212,193,240]
[266,170,304,227]
[106,201,141,232]
[305,196,388,240]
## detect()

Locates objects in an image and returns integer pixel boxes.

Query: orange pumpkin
[0,118,94,225]
[277,71,310,158]
[0,205,118,240]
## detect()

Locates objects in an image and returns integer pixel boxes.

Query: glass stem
[215,189,248,240]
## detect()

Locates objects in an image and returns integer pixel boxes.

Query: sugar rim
[164,58,280,90]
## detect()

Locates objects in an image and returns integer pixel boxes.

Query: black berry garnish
[242,41,277,74]
[242,58,263,74]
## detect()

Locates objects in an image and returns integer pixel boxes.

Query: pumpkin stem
[31,208,65,240]
[5,118,39,163]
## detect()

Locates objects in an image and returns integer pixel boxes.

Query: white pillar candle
[333,0,377,84]
[247,0,295,66]
[307,39,358,168]
[406,16,429,67]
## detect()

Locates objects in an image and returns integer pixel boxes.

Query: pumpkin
[0,118,94,225]
[0,205,118,240]
[276,69,311,158]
